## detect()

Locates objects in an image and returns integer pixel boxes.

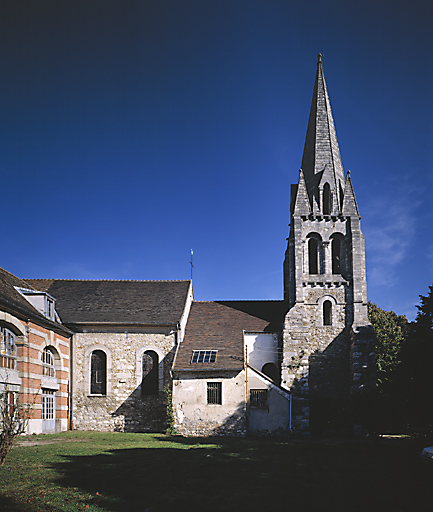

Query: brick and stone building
[0,55,375,436]
[0,268,72,434]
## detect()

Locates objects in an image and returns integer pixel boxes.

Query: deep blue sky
[1,0,431,320]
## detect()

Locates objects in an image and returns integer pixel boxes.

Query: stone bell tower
[282,55,375,435]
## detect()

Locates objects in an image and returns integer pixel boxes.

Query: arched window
[323,183,331,215]
[332,237,342,274]
[308,237,319,274]
[323,300,332,326]
[261,363,279,383]
[142,350,158,396]
[0,327,16,369]
[42,347,56,377]
[90,350,107,395]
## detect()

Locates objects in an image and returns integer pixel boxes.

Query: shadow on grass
[0,494,24,512]
[52,443,218,512]
[2,436,433,512]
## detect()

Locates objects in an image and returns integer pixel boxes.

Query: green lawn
[0,431,432,512]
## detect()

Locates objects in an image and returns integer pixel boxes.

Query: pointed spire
[293,169,312,216]
[342,171,359,216]
[301,54,345,205]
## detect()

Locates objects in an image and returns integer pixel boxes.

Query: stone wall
[73,330,176,432]
[281,283,353,435]
[173,371,247,437]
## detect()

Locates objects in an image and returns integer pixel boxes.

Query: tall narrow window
[332,237,342,274]
[323,301,332,326]
[308,237,319,274]
[207,382,222,405]
[323,183,331,215]
[42,347,56,377]
[90,350,107,395]
[142,350,158,396]
[0,327,16,370]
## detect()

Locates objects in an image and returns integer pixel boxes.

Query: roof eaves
[0,296,74,336]
[173,366,244,372]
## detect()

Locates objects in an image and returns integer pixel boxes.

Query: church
[0,56,375,437]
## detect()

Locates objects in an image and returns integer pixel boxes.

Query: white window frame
[42,347,56,377]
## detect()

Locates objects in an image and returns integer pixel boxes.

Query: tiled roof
[0,267,41,317]
[26,279,191,326]
[173,300,286,372]
[0,268,70,334]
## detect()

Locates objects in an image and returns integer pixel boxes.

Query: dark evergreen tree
[398,285,433,427]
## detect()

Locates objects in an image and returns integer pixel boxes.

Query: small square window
[191,350,217,364]
[207,382,222,405]
[250,389,267,408]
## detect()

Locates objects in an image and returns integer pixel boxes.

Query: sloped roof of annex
[25,278,192,327]
[172,300,286,372]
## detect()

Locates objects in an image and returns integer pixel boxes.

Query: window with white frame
[0,391,16,419]
[42,389,55,420]
[42,347,56,377]
[191,350,217,364]
[0,327,16,369]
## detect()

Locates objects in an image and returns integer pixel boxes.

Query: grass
[0,431,432,512]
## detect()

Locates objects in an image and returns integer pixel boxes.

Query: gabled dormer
[15,287,60,322]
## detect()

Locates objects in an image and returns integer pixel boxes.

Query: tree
[398,284,433,426]
[0,385,31,465]
[367,302,408,387]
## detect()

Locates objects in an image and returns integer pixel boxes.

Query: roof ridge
[0,267,38,290]
[196,299,285,303]
[26,278,191,283]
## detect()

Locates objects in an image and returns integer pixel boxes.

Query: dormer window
[47,299,54,320]
[191,350,218,363]
[15,288,58,321]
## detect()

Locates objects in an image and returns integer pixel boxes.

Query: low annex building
[172,300,290,436]
[0,56,375,437]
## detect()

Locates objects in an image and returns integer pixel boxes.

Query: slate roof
[0,267,71,334]
[173,300,286,372]
[26,279,191,326]
[301,54,345,202]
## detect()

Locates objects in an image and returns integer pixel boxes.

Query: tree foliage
[367,301,408,386]
[397,284,433,425]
